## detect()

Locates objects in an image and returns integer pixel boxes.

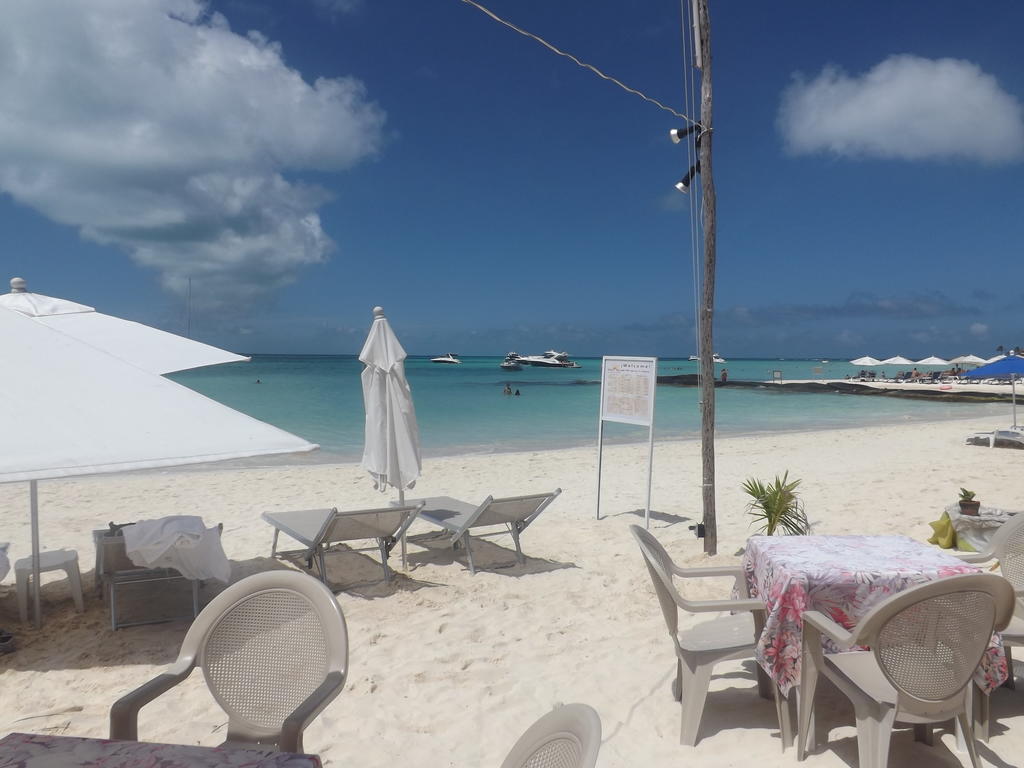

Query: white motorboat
[517,350,580,368]
[430,353,461,364]
[688,353,726,363]
[500,352,522,370]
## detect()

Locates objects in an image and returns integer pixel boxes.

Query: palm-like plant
[742,471,809,535]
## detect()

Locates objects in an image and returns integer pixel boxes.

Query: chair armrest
[802,610,854,650]
[670,564,745,579]
[955,551,994,564]
[280,670,346,753]
[686,598,764,614]
[109,659,194,740]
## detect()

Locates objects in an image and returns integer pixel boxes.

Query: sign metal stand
[596,356,657,527]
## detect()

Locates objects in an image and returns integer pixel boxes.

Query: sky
[2,0,1023,358]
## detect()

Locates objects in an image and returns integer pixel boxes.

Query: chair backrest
[499,703,601,768]
[181,571,348,741]
[990,512,1024,590]
[852,573,1014,704]
[630,525,692,638]
[321,504,422,544]
[473,490,562,530]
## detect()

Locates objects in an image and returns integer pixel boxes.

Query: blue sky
[2,0,1023,358]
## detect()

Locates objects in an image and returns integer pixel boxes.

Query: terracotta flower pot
[959,500,981,516]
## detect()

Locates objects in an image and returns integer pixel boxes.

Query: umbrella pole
[398,487,407,569]
[1013,375,1018,428]
[30,479,41,628]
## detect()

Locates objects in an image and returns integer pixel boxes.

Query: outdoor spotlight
[675,161,701,194]
[669,124,699,144]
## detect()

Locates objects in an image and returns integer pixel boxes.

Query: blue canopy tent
[964,355,1024,427]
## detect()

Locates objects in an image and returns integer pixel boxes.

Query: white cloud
[778,55,1024,163]
[970,322,989,337]
[0,0,385,311]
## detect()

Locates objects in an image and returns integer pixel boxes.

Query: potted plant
[742,471,810,535]
[958,488,981,516]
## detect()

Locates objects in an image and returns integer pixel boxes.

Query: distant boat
[689,354,726,363]
[500,352,522,370]
[430,353,461,364]
[518,350,580,368]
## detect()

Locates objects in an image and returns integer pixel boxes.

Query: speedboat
[430,353,461,364]
[688,353,726,363]
[518,350,579,368]
[500,352,522,370]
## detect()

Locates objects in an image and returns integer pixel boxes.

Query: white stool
[15,549,85,623]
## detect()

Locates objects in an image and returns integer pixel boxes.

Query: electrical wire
[459,0,702,126]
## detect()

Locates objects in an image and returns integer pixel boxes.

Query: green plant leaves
[742,470,810,536]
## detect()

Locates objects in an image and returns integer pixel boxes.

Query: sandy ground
[1,414,1023,767]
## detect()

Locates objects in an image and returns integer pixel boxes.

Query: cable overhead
[459,0,701,126]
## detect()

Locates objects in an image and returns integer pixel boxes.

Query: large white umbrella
[915,356,949,366]
[849,356,882,366]
[0,306,317,625]
[881,355,915,366]
[359,307,421,503]
[951,354,987,366]
[0,277,248,374]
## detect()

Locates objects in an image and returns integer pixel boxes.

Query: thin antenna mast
[695,0,718,555]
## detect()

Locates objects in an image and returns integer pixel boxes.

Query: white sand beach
[2,415,1023,767]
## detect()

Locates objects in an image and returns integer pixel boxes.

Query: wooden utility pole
[695,0,718,555]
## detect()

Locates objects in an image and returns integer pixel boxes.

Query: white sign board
[596,356,658,526]
[600,356,657,426]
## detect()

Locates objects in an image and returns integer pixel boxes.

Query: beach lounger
[110,571,348,753]
[410,490,561,574]
[263,503,423,585]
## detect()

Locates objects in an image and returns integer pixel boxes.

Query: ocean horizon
[168,354,1004,461]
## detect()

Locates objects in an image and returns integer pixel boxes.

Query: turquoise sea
[170,356,1002,460]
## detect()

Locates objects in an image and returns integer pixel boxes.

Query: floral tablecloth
[742,534,1008,696]
[0,732,322,768]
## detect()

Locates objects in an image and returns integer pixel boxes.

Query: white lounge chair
[110,570,348,753]
[630,525,783,747]
[263,504,424,585]
[796,573,1015,768]
[499,703,601,768]
[411,490,562,574]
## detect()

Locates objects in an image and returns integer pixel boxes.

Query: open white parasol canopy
[915,356,949,366]
[359,307,422,500]
[0,277,249,374]
[950,354,988,366]
[0,305,317,624]
[849,356,883,366]
[880,355,915,366]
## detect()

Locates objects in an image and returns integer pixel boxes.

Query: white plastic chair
[499,703,601,768]
[797,573,1015,768]
[110,571,348,753]
[630,525,779,746]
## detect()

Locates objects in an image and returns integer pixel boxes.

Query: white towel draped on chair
[122,516,230,582]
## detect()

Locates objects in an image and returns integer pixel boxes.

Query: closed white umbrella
[881,356,915,365]
[915,356,949,366]
[359,307,422,502]
[849,356,882,366]
[0,306,317,625]
[0,277,248,374]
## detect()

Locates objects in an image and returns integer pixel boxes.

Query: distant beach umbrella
[950,354,987,366]
[0,277,248,374]
[915,356,949,366]
[0,306,317,626]
[987,354,1007,363]
[881,356,915,365]
[359,307,422,502]
[965,355,1024,427]
[849,356,882,366]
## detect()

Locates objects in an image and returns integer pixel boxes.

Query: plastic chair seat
[679,612,756,654]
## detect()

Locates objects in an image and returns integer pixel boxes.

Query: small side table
[945,504,1020,552]
[15,549,85,623]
